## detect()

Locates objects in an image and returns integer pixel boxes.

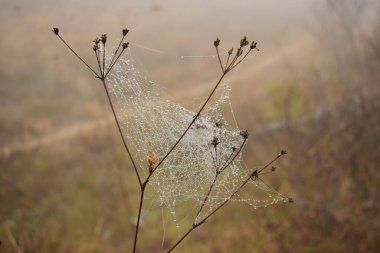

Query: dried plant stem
[55,34,100,78]
[229,48,252,71]
[105,48,125,78]
[167,153,285,252]
[195,137,247,220]
[216,47,224,72]
[101,79,142,186]
[219,138,247,172]
[133,188,145,253]
[95,50,103,76]
[195,173,218,220]
[108,35,125,68]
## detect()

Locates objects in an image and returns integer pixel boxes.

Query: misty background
[1,0,379,252]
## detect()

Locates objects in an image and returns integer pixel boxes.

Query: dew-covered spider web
[105,46,289,229]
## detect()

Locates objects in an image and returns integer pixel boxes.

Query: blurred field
[1,0,380,252]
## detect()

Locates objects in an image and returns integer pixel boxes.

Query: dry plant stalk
[52,27,292,252]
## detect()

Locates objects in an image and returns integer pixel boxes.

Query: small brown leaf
[148,151,158,166]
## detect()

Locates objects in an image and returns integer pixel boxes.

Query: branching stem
[166,152,285,252]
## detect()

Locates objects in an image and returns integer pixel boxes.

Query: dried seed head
[288,197,294,203]
[211,137,220,147]
[250,41,259,50]
[122,28,129,36]
[280,149,287,155]
[237,48,243,57]
[228,48,233,55]
[101,34,107,44]
[240,130,249,139]
[215,121,223,128]
[214,38,220,47]
[240,36,249,47]
[92,45,98,51]
[271,166,277,172]
[122,42,129,49]
[52,27,59,35]
[93,38,100,45]
[232,146,237,152]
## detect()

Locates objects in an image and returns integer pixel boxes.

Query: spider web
[105,47,288,224]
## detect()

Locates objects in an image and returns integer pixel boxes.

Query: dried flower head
[52,27,59,35]
[211,137,220,147]
[214,38,220,47]
[280,149,287,155]
[101,34,107,44]
[93,38,100,45]
[240,36,249,47]
[92,44,98,51]
[122,42,129,49]
[250,41,259,50]
[271,166,277,172]
[288,197,294,203]
[237,48,243,57]
[240,130,249,139]
[122,28,129,36]
[228,48,233,55]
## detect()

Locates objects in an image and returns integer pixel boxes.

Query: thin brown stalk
[195,138,246,222]
[101,78,142,186]
[219,138,247,173]
[216,46,224,72]
[224,52,232,70]
[101,41,106,77]
[105,48,125,78]
[229,48,253,71]
[133,188,145,253]
[144,71,227,185]
[194,173,218,220]
[55,34,100,78]
[94,49,103,76]
[108,35,125,71]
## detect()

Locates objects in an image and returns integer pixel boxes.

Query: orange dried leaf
[148,151,158,166]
